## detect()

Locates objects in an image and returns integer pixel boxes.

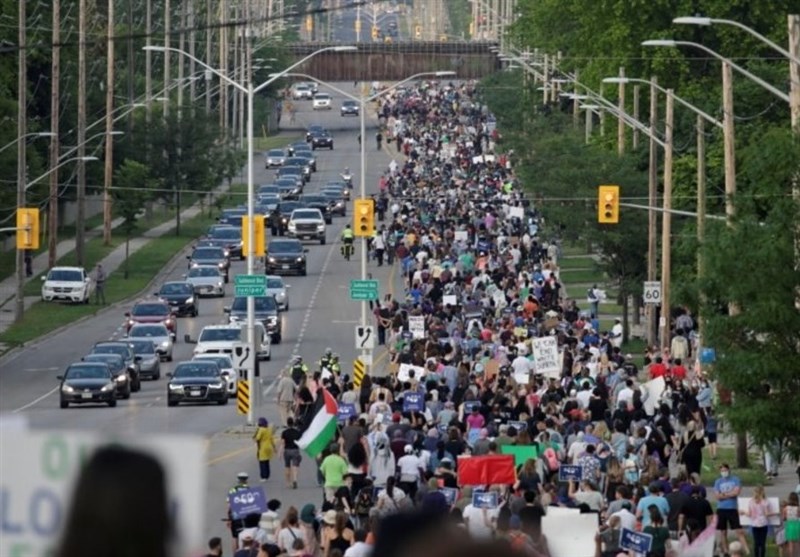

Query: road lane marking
[206,446,252,466]
[13,386,58,413]
[24,367,59,372]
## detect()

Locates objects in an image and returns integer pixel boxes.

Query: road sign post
[355,326,375,349]
[643,281,662,305]
[349,279,378,300]
[235,274,266,297]
[353,358,366,387]
[237,380,250,416]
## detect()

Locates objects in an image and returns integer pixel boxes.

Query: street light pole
[660,90,674,351]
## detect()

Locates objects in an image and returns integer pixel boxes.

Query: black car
[305,124,326,142]
[277,201,306,229]
[226,295,282,343]
[320,190,348,216]
[283,157,312,182]
[59,362,118,408]
[82,353,132,399]
[299,194,334,224]
[155,281,198,317]
[167,361,229,406]
[341,100,360,116]
[310,130,334,150]
[188,246,230,283]
[218,208,246,226]
[265,238,308,276]
[286,141,308,157]
[276,168,305,193]
[293,151,316,172]
[91,341,142,391]
[208,226,244,260]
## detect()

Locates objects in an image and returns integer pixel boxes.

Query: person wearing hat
[227,472,251,553]
[397,444,423,499]
[254,417,275,482]
[320,510,354,557]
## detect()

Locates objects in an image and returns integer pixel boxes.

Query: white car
[312,93,332,110]
[265,149,286,168]
[192,354,237,395]
[41,266,94,303]
[287,208,327,245]
[127,323,174,362]
[291,84,313,100]
[191,323,271,361]
[183,265,225,297]
[265,275,290,311]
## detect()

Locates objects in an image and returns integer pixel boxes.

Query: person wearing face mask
[714,463,749,556]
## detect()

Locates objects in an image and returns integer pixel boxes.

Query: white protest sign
[542,512,596,557]
[442,295,458,307]
[642,376,666,416]
[738,497,781,526]
[509,206,524,219]
[532,336,561,378]
[513,370,530,385]
[454,230,468,242]
[398,363,426,382]
[409,316,426,339]
[0,430,206,557]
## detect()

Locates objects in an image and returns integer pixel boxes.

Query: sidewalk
[0,187,229,340]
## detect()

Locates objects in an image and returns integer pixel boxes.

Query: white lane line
[13,386,59,414]
[24,367,60,372]
[331,320,358,324]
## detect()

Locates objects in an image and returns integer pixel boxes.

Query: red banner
[457,455,516,486]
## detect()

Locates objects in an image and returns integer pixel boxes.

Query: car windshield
[211,228,239,240]
[130,340,156,354]
[293,210,320,220]
[231,296,276,312]
[268,150,283,156]
[174,363,219,378]
[47,269,83,282]
[269,240,302,253]
[188,267,221,278]
[92,345,128,358]
[85,354,124,371]
[266,278,283,289]
[160,283,192,295]
[198,328,241,342]
[194,356,233,369]
[129,325,168,337]
[131,303,169,316]
[343,101,357,107]
[193,248,224,259]
[66,365,111,380]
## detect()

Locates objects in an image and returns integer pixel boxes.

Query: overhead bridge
[284,41,501,82]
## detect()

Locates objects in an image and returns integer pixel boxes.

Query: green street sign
[350,279,378,301]
[234,274,266,297]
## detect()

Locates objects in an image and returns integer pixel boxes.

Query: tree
[113,159,152,279]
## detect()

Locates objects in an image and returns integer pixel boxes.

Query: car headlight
[317,224,325,231]
[186,297,194,304]
[288,223,296,230]
[62,385,74,393]
[217,281,224,288]
[168,384,184,391]
[209,382,224,390]
[115,375,128,383]
[223,249,230,257]
[101,383,115,392]
[191,262,199,268]
[161,340,170,347]
[268,257,276,263]
[217,262,225,268]
[296,257,303,263]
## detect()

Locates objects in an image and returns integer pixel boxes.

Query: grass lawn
[558,256,597,270]
[559,268,606,284]
[700,446,767,487]
[254,134,301,151]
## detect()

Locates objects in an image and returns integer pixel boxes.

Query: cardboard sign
[403,393,424,412]
[397,363,425,382]
[228,486,268,520]
[0,430,206,557]
[642,376,666,416]
[440,487,459,506]
[463,401,481,414]
[508,420,527,433]
[443,295,458,307]
[500,445,539,466]
[558,464,583,482]
[532,336,561,378]
[472,491,499,509]
[541,513,596,557]
[454,230,468,242]
[337,403,357,422]
[509,206,524,219]
[409,316,426,339]
[620,528,653,553]
[737,497,781,526]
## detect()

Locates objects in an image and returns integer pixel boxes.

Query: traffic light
[353,198,374,237]
[371,26,379,40]
[241,215,266,257]
[597,185,620,224]
[16,208,40,250]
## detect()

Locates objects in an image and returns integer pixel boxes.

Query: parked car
[184,265,226,297]
[58,362,117,408]
[287,208,327,244]
[41,266,94,304]
[341,99,360,116]
[167,361,229,407]
[127,323,174,362]
[155,281,198,317]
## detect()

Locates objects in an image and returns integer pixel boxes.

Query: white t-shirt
[345,541,373,557]
[397,454,422,479]
[617,387,634,407]
[611,508,637,531]
[576,390,592,410]
[463,503,500,539]
[511,355,531,377]
[277,526,304,552]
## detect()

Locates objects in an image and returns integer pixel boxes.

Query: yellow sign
[16,207,40,250]
[237,380,250,415]
[353,358,366,388]
[305,15,313,32]
[597,185,620,224]
[241,215,266,257]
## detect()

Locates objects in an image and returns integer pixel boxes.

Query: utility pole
[205,0,213,115]
[220,0,228,131]
[48,0,61,269]
[617,66,625,155]
[164,0,171,119]
[103,0,115,246]
[659,90,674,351]
[790,15,800,132]
[15,0,27,323]
[145,0,152,122]
[188,0,197,106]
[572,70,580,127]
[542,54,548,105]
[646,77,658,348]
[632,85,640,150]
[76,0,88,267]
[696,115,706,364]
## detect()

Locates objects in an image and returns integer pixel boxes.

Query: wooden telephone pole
[76,0,88,267]
[48,0,61,268]
[103,0,115,245]
[15,0,27,323]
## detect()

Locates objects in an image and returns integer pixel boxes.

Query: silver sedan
[127,323,174,362]
[265,275,290,311]
[184,265,225,297]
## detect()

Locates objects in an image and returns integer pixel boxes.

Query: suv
[341,100,360,116]
[288,209,327,244]
[299,194,334,224]
[312,93,332,110]
[226,295,282,344]
[310,130,334,150]
[187,246,230,283]
[305,125,325,143]
[283,157,312,182]
[291,83,313,100]
[41,266,94,304]
[265,238,308,276]
[191,323,272,359]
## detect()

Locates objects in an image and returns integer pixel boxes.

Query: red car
[125,300,177,334]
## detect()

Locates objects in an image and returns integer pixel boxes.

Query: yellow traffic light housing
[242,215,266,257]
[371,26,379,40]
[597,185,620,224]
[16,207,40,250]
[353,198,374,237]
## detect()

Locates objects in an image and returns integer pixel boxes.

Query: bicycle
[341,241,354,261]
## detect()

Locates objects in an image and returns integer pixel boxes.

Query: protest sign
[500,445,539,466]
[642,376,666,416]
[507,420,527,432]
[509,206,524,219]
[472,491,499,509]
[620,528,653,554]
[532,336,561,378]
[403,393,424,412]
[457,455,516,485]
[454,230,468,242]
[442,295,458,307]
[0,430,205,557]
[228,486,268,519]
[397,363,425,382]
[440,487,459,506]
[337,403,357,422]
[541,513,596,557]
[409,316,426,339]
[738,497,781,526]
[558,464,583,482]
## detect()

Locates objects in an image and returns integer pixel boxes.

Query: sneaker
[292,481,298,489]
[260,478,267,482]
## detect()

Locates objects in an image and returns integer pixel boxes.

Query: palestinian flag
[298,388,338,457]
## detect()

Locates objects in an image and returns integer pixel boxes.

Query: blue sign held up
[700,347,717,364]
[403,393,424,412]
[472,491,499,509]
[558,464,583,482]
[508,420,527,433]
[620,528,653,554]
[337,403,357,422]
[440,487,459,506]
[228,486,267,519]
[464,401,481,414]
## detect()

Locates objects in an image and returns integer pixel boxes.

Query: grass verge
[700,446,767,487]
[558,256,597,270]
[254,134,301,151]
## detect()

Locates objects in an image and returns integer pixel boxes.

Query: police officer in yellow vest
[226,471,250,553]
[341,224,354,259]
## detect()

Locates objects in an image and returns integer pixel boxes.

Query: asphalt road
[331,2,401,43]
[0,83,407,547]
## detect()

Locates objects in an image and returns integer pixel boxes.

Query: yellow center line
[206,445,253,466]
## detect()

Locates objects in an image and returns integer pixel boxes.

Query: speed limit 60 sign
[644,281,662,305]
